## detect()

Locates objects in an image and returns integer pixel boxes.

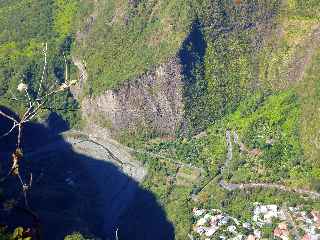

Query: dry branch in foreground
[0,43,78,239]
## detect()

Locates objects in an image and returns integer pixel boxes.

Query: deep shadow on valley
[0,106,174,240]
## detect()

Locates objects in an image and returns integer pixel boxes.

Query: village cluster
[191,203,320,240]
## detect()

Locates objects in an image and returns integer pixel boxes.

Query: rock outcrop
[81,57,184,138]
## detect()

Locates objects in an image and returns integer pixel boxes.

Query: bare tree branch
[115,228,119,240]
[63,53,68,82]
[0,109,19,123]
[0,43,79,222]
[24,87,33,109]
[0,122,18,139]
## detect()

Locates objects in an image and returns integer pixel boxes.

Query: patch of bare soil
[288,25,320,83]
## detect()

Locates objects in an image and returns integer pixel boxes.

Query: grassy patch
[75,0,194,96]
[258,0,320,90]
[297,48,320,168]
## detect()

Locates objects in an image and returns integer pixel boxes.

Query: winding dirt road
[220,130,320,199]
[70,0,99,98]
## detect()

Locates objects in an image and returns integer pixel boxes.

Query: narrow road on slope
[221,130,232,173]
[219,130,320,199]
[71,0,99,98]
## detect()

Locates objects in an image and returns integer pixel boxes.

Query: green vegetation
[297,48,320,178]
[53,0,79,40]
[123,2,320,238]
[0,1,84,239]
[179,0,281,133]
[64,233,94,240]
[221,91,305,183]
[0,0,81,127]
[134,88,311,186]
[136,151,193,238]
[75,0,194,95]
[135,86,319,236]
[132,89,317,239]
[287,0,320,19]
[78,0,281,132]
[1,0,320,239]
[258,0,320,90]
[0,227,32,240]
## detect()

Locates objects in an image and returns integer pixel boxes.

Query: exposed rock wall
[81,57,184,137]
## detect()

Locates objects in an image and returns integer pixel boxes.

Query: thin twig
[37,43,48,97]
[24,85,33,109]
[63,53,68,82]
[17,124,22,148]
[0,109,18,123]
[115,228,119,240]
[0,122,18,139]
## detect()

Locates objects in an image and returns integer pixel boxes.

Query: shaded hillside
[0,109,173,240]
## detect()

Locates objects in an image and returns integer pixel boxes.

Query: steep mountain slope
[1,0,320,239]
[69,1,320,238]
[75,0,281,137]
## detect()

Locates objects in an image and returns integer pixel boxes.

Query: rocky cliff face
[81,57,184,138]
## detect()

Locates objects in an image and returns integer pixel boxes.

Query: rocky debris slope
[71,1,185,138]
[23,130,148,239]
[64,130,146,177]
[81,57,184,137]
